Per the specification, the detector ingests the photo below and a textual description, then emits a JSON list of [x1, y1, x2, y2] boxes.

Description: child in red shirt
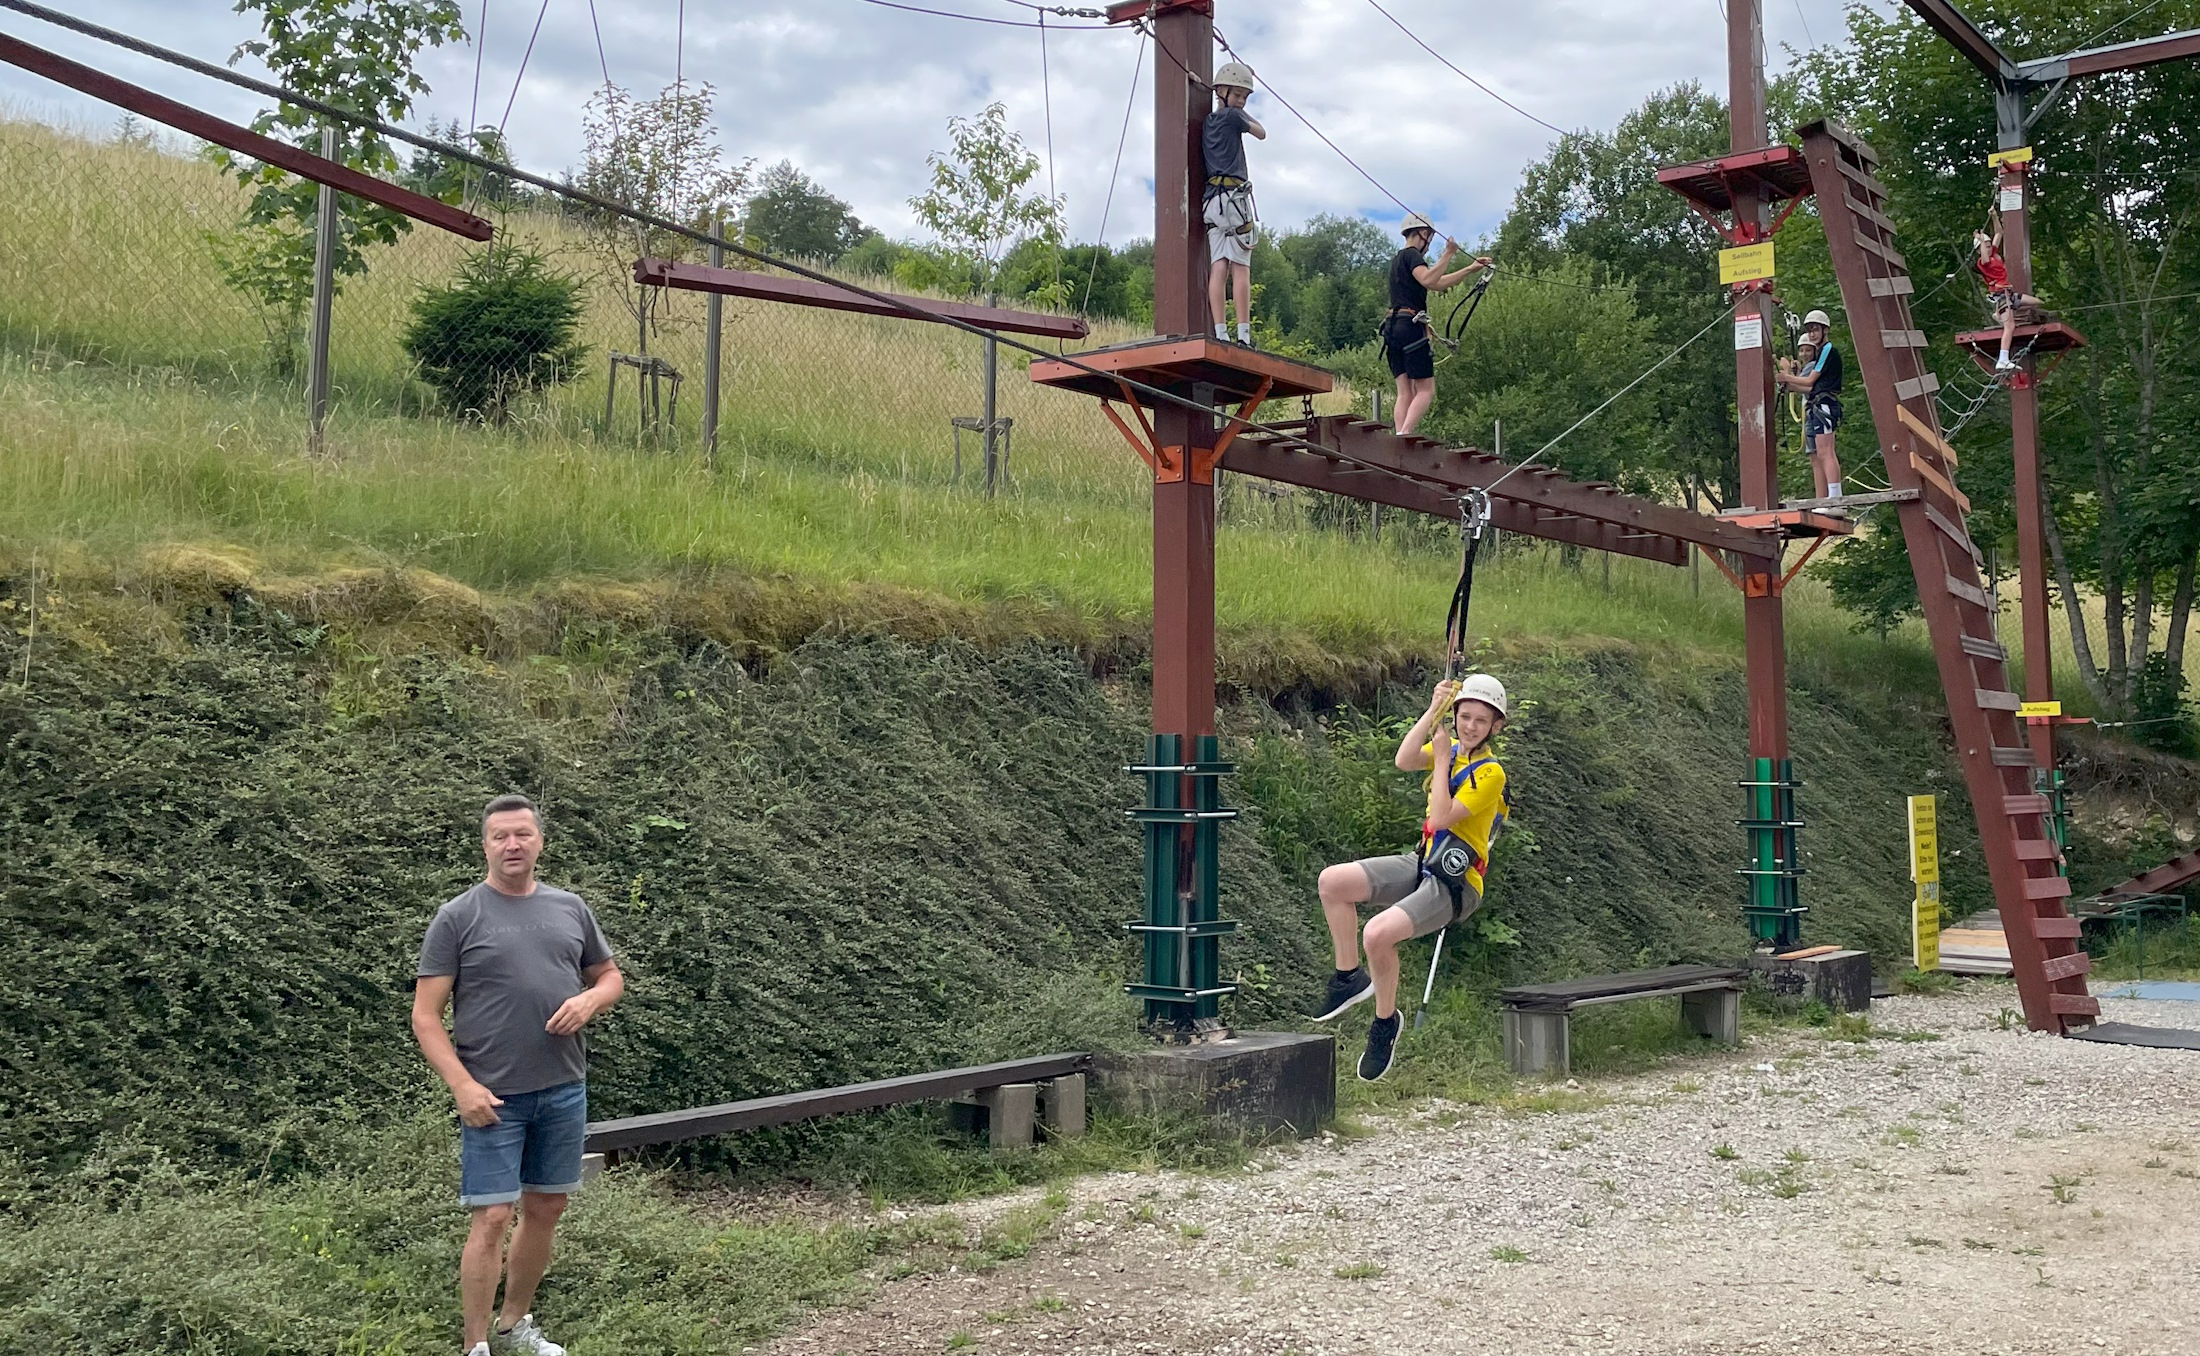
[[1973, 208, 2042, 372]]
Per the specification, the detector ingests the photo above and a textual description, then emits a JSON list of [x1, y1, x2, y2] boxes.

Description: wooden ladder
[[1796, 120, 2096, 1033]]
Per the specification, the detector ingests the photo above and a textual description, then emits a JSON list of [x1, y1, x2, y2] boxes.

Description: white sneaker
[[1995, 354, 2016, 371], [491, 1315, 565, 1356], [466, 1344, 490, 1356]]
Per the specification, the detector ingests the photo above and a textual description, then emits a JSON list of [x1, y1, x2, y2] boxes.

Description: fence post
[[702, 212, 724, 465], [305, 123, 337, 457], [981, 293, 999, 499]]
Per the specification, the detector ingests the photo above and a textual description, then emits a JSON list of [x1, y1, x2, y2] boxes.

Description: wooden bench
[[583, 1052, 1092, 1161], [1499, 964, 1746, 1076]]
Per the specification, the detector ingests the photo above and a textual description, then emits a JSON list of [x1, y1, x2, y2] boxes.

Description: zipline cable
[[858, 0, 1112, 29], [1360, 0, 1567, 136], [1039, 9, 1062, 311], [1082, 26, 1145, 316], [495, 0, 552, 138]]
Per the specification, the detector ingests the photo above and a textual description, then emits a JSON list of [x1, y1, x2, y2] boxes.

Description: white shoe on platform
[[492, 1315, 565, 1356]]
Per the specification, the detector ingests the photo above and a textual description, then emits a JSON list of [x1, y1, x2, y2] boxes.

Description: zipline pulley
[[1443, 487, 1492, 679]]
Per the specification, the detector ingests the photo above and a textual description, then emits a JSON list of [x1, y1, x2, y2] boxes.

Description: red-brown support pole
[[1150, 5, 1216, 744], [1730, 0, 1800, 947], [1998, 160, 2056, 770]]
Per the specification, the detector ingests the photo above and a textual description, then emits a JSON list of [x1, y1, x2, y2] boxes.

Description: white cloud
[[4, 0, 1880, 246]]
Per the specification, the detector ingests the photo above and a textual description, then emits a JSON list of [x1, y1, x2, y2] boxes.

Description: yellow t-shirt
[[1419, 742, 1508, 896]]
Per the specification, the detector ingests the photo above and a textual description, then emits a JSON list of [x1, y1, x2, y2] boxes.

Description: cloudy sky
[[3, 0, 1886, 245]]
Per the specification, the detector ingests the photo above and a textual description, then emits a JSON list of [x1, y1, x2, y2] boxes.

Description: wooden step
[[1923, 504, 1985, 570], [2039, 951, 2092, 983], [2049, 993, 2101, 1018], [1960, 634, 2007, 660], [1991, 746, 2039, 767], [2024, 874, 2073, 902], [1881, 328, 1931, 349], [2005, 793, 2051, 816], [1855, 228, 1907, 269], [1947, 576, 1994, 611], [2034, 916, 2082, 939], [2012, 838, 2059, 860], [1895, 372, 1942, 400], [1974, 688, 2021, 711], [1867, 274, 1915, 298], [1911, 454, 1972, 513]]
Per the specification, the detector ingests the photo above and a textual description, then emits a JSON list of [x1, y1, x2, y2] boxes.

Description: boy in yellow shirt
[[1312, 674, 1509, 1080]]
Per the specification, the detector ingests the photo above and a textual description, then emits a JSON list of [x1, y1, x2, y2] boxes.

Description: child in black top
[[1202, 62, 1266, 345]]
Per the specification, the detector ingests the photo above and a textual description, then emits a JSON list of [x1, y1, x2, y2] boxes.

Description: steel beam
[[0, 31, 491, 241], [1220, 440, 1689, 565], [1301, 417, 1781, 560], [2021, 26, 2200, 80], [1899, 0, 2017, 80], [634, 259, 1089, 339]]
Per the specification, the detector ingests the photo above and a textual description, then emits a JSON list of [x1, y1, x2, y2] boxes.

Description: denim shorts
[[458, 1080, 588, 1207]]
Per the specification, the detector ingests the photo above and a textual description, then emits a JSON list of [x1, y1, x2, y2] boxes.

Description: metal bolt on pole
[[702, 213, 724, 465], [305, 123, 337, 456]]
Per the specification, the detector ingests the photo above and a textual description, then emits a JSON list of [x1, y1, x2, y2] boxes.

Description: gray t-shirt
[[417, 881, 614, 1096]]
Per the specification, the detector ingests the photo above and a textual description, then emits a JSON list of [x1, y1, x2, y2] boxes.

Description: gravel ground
[[757, 987, 2200, 1356]]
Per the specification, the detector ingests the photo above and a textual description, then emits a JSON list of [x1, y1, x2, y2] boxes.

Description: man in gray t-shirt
[[413, 794, 622, 1356]]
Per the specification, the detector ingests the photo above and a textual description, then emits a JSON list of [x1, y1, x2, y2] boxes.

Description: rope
[[1360, 0, 1566, 136], [1039, 10, 1060, 307], [495, 0, 551, 138], [1444, 489, 1492, 675], [463, 0, 488, 206], [1486, 300, 1737, 494], [1082, 27, 1145, 315], [858, 0, 1112, 28]]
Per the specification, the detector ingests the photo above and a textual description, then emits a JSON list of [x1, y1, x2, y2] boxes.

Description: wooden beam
[[1899, 0, 2017, 80], [584, 1053, 1094, 1153], [0, 32, 491, 241], [635, 259, 1089, 340], [2023, 26, 2200, 80]]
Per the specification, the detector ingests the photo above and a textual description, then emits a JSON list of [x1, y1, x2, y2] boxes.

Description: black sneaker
[[1358, 1012, 1401, 1082], [1312, 967, 1373, 1021]]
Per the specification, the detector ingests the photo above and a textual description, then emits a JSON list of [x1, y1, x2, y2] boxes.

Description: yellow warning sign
[[2018, 700, 2062, 719], [1987, 146, 2035, 169], [1719, 241, 1777, 284], [1909, 794, 1941, 971]]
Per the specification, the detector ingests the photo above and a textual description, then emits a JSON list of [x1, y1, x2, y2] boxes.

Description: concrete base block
[[950, 1082, 1038, 1149], [580, 1152, 606, 1185], [1037, 1073, 1086, 1139], [1502, 1009, 1571, 1077], [1096, 1031, 1333, 1137], [1682, 987, 1741, 1044], [1745, 948, 1874, 1013]]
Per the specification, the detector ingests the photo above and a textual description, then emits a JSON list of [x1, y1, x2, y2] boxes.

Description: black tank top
[[1389, 246, 1429, 313]]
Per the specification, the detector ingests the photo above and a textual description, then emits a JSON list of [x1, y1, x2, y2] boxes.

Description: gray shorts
[[1354, 852, 1482, 940], [1204, 187, 1256, 267]]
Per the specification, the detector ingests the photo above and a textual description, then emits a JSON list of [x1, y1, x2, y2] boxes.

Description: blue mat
[[2101, 980, 2200, 1003]]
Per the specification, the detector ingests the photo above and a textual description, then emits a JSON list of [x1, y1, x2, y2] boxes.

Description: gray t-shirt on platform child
[[417, 882, 613, 1096]]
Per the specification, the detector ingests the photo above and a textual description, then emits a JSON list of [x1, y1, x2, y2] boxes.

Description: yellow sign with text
[[1719, 241, 1777, 284], [1987, 146, 2035, 169], [2019, 700, 2063, 719], [1910, 794, 1941, 971]]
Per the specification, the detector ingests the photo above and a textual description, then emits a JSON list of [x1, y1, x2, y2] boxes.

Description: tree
[[572, 81, 753, 351], [401, 119, 525, 208], [1797, 0, 2200, 714], [209, 0, 468, 372], [744, 161, 869, 262], [909, 102, 1065, 303], [401, 238, 586, 422]]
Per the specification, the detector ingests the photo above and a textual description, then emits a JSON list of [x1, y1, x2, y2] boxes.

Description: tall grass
[[0, 112, 1967, 694]]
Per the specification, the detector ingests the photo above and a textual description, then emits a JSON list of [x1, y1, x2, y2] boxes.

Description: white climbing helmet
[[1401, 211, 1435, 237], [1453, 672, 1508, 719], [1803, 308, 1833, 329], [1214, 61, 1256, 92]]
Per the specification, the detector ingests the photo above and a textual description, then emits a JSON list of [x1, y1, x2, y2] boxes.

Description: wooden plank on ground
[[584, 1053, 1095, 1152], [1500, 963, 1744, 1010]]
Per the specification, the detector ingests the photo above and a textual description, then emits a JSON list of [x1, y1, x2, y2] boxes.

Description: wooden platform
[[1714, 507, 1857, 539], [1499, 964, 1747, 1076], [1027, 335, 1334, 407], [1655, 144, 1814, 211], [1953, 319, 2088, 366]]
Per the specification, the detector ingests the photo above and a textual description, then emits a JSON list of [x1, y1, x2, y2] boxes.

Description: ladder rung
[[2024, 874, 2073, 901], [2012, 837, 2058, 860], [2005, 793, 2051, 816], [2040, 951, 2092, 983], [1946, 576, 1994, 611], [1924, 504, 1985, 570], [1975, 688, 2022, 711], [2049, 993, 2101, 1018], [2034, 916, 2082, 939], [1990, 746, 2038, 767], [1896, 372, 1942, 400], [1960, 634, 2007, 660], [1868, 275, 1914, 298]]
